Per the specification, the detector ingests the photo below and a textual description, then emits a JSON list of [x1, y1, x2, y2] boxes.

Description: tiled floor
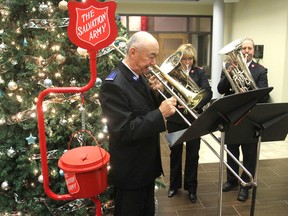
[[156, 132, 288, 216]]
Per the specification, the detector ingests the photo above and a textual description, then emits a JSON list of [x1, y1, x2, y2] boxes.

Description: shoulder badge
[[105, 71, 117, 81]]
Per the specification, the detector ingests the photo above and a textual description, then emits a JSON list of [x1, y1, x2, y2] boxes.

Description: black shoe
[[189, 193, 197, 203], [237, 188, 249, 202], [168, 189, 177, 198], [222, 181, 238, 192]]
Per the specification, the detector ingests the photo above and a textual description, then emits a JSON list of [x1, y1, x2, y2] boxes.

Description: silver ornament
[[0, 42, 7, 51], [7, 80, 18, 91], [70, 79, 77, 86], [60, 117, 67, 126], [95, 77, 102, 87], [38, 174, 44, 183], [44, 78, 52, 87], [7, 147, 16, 158], [103, 125, 108, 133], [39, 2, 49, 13], [1, 181, 9, 190]]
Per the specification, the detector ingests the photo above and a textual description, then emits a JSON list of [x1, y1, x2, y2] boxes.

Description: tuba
[[159, 51, 207, 109], [219, 38, 258, 93]]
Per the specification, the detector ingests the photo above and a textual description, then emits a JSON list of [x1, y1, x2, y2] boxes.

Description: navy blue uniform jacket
[[99, 61, 165, 190]]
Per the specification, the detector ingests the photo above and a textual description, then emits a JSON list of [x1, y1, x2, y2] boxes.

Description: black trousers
[[167, 121, 200, 194], [113, 182, 155, 216], [226, 142, 258, 189]]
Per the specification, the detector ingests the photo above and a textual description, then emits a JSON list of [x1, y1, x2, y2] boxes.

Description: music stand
[[224, 102, 288, 216], [165, 87, 273, 216]]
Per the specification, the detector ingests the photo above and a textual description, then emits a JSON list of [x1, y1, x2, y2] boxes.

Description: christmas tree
[[0, 0, 126, 215]]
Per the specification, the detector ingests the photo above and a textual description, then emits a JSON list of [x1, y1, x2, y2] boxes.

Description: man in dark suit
[[217, 38, 269, 202], [99, 31, 177, 216]]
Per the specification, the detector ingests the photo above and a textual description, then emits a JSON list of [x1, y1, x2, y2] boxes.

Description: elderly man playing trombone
[[99, 31, 177, 216]]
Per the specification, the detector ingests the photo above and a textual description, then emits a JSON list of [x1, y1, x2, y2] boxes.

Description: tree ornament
[[58, 0, 68, 11], [103, 125, 108, 133], [77, 47, 88, 57], [95, 77, 102, 87], [39, 2, 49, 13], [0, 42, 7, 51], [7, 80, 18, 91], [70, 79, 77, 86], [38, 174, 44, 183], [26, 18, 69, 29], [44, 78, 53, 87], [26, 133, 37, 145], [60, 117, 67, 126], [56, 54, 66, 64], [0, 76, 4, 85], [23, 37, 28, 47], [1, 181, 9, 190], [14, 193, 24, 204], [7, 147, 16, 158], [59, 169, 64, 176], [0, 117, 5, 125]]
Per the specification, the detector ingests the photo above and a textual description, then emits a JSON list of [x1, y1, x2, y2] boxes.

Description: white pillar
[[211, 0, 225, 99]]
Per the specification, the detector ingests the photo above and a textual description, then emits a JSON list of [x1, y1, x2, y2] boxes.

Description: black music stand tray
[[165, 87, 273, 216], [166, 87, 273, 146], [224, 102, 288, 216]]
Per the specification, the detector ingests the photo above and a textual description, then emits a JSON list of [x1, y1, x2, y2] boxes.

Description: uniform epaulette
[[105, 71, 117, 81]]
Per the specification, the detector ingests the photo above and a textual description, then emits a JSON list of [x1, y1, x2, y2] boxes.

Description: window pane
[[128, 16, 142, 31], [153, 17, 187, 32], [120, 16, 127, 28], [189, 17, 211, 32], [199, 17, 211, 32]]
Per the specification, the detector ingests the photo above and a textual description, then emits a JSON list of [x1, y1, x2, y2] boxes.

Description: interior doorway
[[155, 33, 188, 65]]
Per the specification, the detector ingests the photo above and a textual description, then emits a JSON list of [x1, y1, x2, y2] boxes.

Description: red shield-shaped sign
[[68, 0, 118, 51], [76, 6, 110, 47]]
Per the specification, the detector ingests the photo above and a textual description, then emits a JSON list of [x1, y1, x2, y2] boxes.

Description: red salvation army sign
[[67, 0, 118, 51]]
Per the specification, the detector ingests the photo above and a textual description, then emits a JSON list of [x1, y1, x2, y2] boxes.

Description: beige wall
[[116, 0, 288, 103], [225, 0, 288, 103]]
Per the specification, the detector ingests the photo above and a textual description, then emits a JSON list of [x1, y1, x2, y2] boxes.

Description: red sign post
[[36, 0, 118, 215]]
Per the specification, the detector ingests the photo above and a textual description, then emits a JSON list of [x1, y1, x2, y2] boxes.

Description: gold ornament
[[77, 47, 88, 57], [56, 54, 66, 64], [58, 0, 68, 11]]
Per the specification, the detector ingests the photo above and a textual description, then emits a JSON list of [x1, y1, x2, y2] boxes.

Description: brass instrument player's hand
[[159, 97, 177, 118], [148, 75, 164, 92], [227, 63, 237, 74]]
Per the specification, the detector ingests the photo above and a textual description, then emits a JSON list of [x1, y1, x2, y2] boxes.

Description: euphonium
[[219, 38, 258, 93], [159, 50, 207, 109]]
